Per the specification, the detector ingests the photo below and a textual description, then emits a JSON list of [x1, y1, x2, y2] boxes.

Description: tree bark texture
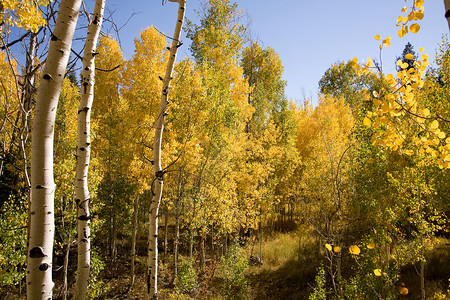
[[445, 0, 450, 32], [74, 0, 105, 298], [146, 1, 186, 299], [130, 195, 140, 291], [27, 0, 82, 299]]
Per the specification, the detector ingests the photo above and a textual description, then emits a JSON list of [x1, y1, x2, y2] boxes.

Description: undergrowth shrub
[[87, 248, 106, 299], [176, 257, 197, 294], [309, 265, 326, 300], [0, 196, 27, 293], [218, 242, 248, 298]]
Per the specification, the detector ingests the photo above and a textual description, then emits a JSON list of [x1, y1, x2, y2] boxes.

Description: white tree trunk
[[129, 195, 140, 291], [445, 0, 450, 32], [27, 0, 82, 299], [74, 0, 105, 299], [146, 1, 186, 299]]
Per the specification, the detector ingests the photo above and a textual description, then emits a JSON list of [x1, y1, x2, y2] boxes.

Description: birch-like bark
[[27, 0, 82, 298], [74, 0, 105, 299], [129, 195, 140, 291], [445, 0, 450, 32], [147, 1, 186, 299], [172, 168, 183, 285], [163, 212, 169, 263]]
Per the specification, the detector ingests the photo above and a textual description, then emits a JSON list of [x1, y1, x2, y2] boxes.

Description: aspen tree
[[27, 0, 81, 298], [147, 0, 185, 299], [445, 0, 450, 32], [74, 0, 105, 298]]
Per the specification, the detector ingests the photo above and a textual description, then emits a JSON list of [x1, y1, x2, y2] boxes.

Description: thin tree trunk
[[211, 222, 214, 252], [173, 168, 183, 285], [163, 212, 169, 263], [130, 195, 140, 291], [224, 233, 228, 255], [74, 1, 105, 298], [25, 32, 37, 266], [189, 228, 194, 259], [173, 208, 180, 284], [146, 1, 186, 299], [420, 235, 425, 300], [112, 210, 117, 262], [62, 241, 70, 300], [200, 230, 205, 273], [445, 0, 450, 32], [27, 1, 81, 298]]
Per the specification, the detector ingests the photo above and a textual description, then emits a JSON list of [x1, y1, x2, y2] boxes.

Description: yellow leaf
[[430, 120, 439, 130], [404, 149, 414, 156], [414, 0, 424, 7], [401, 6, 408, 12], [367, 243, 375, 249], [363, 117, 372, 127], [374, 269, 382, 276], [349, 245, 361, 255], [410, 23, 420, 33], [405, 53, 414, 60], [415, 11, 424, 20], [419, 47, 424, 52], [374, 35, 381, 41], [325, 243, 332, 252], [383, 36, 391, 47], [438, 131, 446, 139], [334, 246, 341, 253]]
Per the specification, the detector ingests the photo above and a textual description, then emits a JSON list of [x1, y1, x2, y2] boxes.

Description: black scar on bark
[[51, 34, 58, 41], [43, 74, 52, 80], [36, 185, 44, 189], [29, 247, 46, 258], [39, 263, 50, 271], [446, 10, 450, 18], [78, 215, 92, 221], [147, 274, 150, 293]]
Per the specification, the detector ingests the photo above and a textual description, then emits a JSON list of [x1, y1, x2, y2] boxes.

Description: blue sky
[[97, 0, 448, 104]]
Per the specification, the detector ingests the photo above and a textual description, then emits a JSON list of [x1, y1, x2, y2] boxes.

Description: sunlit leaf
[[414, 0, 424, 7], [374, 35, 381, 41], [325, 243, 332, 252], [333, 246, 341, 253], [410, 23, 420, 33], [405, 53, 414, 60], [367, 243, 375, 249], [363, 117, 372, 127], [430, 120, 439, 130], [349, 245, 360, 255], [374, 269, 382, 276], [404, 150, 414, 156]]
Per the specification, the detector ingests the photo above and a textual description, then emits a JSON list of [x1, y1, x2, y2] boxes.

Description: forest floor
[[4, 231, 449, 299], [69, 232, 450, 299]]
